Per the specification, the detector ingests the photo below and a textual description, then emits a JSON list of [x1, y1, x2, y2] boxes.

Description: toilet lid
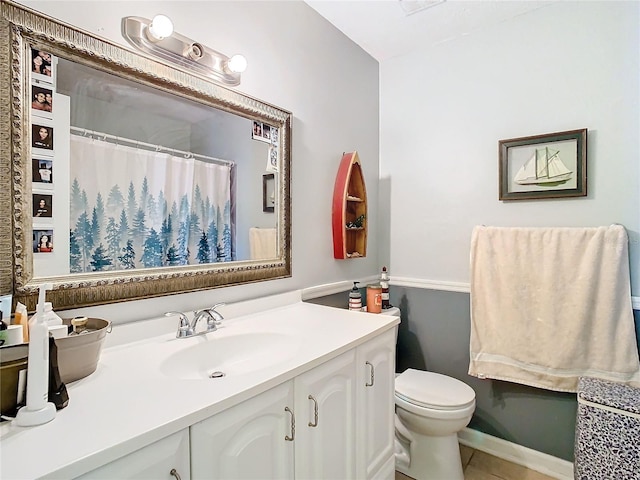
[[395, 369, 475, 410]]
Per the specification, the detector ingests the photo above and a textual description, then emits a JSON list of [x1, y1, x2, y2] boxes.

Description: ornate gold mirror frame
[[0, 1, 292, 311]]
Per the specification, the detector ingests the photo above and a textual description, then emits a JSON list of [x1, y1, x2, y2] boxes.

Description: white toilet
[[387, 307, 476, 480]]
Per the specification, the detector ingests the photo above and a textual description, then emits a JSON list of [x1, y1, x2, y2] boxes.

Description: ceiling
[[305, 0, 556, 62]]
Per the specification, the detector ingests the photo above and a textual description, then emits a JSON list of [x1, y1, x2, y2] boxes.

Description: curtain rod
[[70, 126, 234, 167]]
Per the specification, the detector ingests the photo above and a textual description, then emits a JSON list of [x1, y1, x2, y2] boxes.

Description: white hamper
[[574, 377, 640, 480]]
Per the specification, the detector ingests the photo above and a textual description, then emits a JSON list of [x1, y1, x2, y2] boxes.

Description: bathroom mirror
[[0, 1, 292, 311]]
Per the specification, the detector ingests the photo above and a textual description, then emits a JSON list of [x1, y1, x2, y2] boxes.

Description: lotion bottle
[[13, 283, 57, 427], [349, 282, 362, 311], [14, 302, 29, 342]]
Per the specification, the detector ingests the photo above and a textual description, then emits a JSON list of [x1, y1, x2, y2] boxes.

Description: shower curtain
[[69, 135, 233, 273]]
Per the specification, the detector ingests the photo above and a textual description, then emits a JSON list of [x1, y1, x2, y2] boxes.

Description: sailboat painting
[[513, 147, 573, 187], [499, 128, 587, 201]]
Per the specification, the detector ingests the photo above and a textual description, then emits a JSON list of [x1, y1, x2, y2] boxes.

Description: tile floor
[[395, 444, 557, 480]]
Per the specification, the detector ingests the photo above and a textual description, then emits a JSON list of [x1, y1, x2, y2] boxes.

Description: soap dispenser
[[43, 302, 63, 326], [13, 283, 57, 427], [349, 282, 362, 311]]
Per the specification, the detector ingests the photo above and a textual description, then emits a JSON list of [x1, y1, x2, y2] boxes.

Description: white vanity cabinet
[[190, 329, 396, 480], [75, 429, 190, 480], [356, 328, 397, 480], [190, 381, 295, 479], [0, 297, 400, 480]]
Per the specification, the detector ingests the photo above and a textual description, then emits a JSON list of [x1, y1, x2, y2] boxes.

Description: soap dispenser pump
[[349, 282, 362, 311], [13, 283, 57, 427]]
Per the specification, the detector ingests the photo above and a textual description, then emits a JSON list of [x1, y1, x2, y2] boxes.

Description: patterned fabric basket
[[574, 377, 640, 480]]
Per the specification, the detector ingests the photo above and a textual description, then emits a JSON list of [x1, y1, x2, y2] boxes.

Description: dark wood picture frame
[[499, 128, 587, 201], [262, 173, 275, 213]]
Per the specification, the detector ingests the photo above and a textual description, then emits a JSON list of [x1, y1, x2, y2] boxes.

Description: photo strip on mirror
[[33, 228, 54, 254], [266, 145, 279, 173], [31, 83, 53, 120], [30, 47, 56, 85], [32, 157, 54, 188], [31, 122, 54, 155], [252, 121, 279, 146], [32, 191, 53, 220]]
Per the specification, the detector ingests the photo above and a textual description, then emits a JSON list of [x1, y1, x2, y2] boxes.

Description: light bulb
[[147, 14, 173, 41], [227, 54, 247, 74]]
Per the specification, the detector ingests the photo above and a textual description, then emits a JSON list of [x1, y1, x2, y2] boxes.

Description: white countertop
[[0, 291, 399, 479]]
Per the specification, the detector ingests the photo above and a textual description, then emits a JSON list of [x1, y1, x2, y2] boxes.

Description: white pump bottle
[[13, 283, 57, 427]]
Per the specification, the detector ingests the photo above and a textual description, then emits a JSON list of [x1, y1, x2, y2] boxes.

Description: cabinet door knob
[[169, 468, 182, 480], [365, 361, 375, 387], [308, 395, 319, 427], [285, 406, 295, 441]]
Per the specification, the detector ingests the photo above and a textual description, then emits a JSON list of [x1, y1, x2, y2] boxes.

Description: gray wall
[[390, 287, 579, 462]]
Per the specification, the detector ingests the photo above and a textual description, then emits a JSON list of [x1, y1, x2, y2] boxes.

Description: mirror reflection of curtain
[[69, 135, 233, 272]]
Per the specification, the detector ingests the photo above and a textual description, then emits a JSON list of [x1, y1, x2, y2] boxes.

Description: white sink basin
[[159, 332, 298, 380]]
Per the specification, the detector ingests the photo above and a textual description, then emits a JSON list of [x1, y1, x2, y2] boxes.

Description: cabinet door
[[356, 328, 397, 479], [75, 430, 190, 480], [294, 349, 357, 480], [190, 381, 294, 480]]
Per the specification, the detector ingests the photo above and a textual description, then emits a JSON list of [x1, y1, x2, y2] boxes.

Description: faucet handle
[[165, 311, 194, 338], [191, 309, 218, 333], [208, 303, 226, 325]]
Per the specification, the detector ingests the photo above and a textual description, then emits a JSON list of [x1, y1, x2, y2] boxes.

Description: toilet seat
[[395, 369, 475, 411]]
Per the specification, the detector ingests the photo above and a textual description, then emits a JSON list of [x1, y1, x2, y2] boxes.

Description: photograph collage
[[252, 120, 280, 173], [30, 47, 56, 255]]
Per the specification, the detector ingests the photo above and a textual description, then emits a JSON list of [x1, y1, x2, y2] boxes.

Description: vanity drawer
[[75, 430, 190, 480]]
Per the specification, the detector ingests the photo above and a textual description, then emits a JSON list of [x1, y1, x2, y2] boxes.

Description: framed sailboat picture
[[499, 129, 587, 200]]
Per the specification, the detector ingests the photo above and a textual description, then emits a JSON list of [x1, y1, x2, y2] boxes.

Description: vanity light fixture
[[121, 15, 247, 86], [146, 14, 173, 41]]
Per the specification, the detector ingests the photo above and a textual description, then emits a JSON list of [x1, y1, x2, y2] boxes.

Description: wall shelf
[[332, 151, 367, 259]]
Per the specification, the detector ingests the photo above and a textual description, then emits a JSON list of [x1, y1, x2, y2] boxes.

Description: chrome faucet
[[165, 303, 225, 339]]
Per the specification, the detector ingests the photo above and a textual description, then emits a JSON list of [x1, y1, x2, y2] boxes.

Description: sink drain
[[209, 371, 226, 379]]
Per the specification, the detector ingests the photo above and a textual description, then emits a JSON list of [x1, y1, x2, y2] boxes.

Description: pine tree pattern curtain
[[69, 135, 233, 273]]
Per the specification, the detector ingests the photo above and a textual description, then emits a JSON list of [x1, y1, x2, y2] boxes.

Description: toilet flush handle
[[365, 361, 374, 387]]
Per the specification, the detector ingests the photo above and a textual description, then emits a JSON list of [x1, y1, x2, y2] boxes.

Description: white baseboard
[[391, 276, 471, 293], [301, 276, 378, 300], [458, 428, 574, 480]]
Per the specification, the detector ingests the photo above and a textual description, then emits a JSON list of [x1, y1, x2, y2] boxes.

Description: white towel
[[249, 227, 277, 260], [469, 225, 640, 392]]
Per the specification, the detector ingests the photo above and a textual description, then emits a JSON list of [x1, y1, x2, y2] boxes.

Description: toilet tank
[[382, 306, 401, 317]]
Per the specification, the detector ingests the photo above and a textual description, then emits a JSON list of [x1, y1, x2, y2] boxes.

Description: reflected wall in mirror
[[263, 174, 275, 213], [0, 1, 292, 311]]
